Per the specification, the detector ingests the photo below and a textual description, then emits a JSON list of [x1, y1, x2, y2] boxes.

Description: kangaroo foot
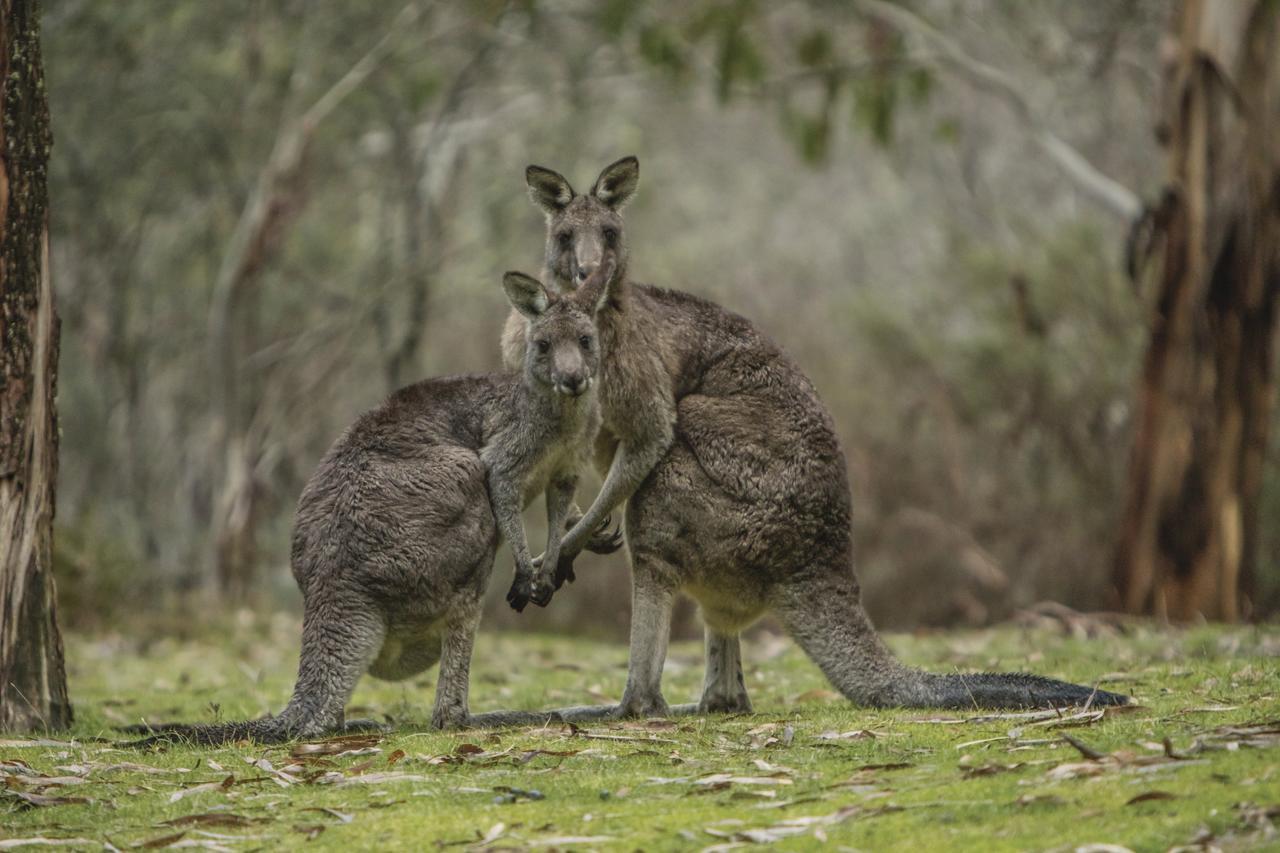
[[614, 692, 671, 719], [697, 692, 753, 714], [431, 707, 470, 731]]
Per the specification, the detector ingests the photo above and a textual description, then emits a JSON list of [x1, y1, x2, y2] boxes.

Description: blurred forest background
[[40, 0, 1280, 640]]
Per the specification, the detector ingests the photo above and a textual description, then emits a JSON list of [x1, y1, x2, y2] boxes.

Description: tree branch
[[850, 0, 1142, 221]]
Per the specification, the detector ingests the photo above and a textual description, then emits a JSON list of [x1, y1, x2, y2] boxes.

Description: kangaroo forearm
[[488, 473, 532, 567], [562, 439, 666, 553], [541, 480, 575, 569], [546, 479, 575, 534]]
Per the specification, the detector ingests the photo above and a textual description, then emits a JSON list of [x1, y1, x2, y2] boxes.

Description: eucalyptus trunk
[[1113, 0, 1280, 621], [0, 0, 72, 731]]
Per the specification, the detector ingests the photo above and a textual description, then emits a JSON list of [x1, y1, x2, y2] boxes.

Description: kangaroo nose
[[558, 375, 588, 396], [575, 265, 593, 283]]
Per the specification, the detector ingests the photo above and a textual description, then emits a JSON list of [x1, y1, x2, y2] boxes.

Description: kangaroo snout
[[556, 374, 590, 397]]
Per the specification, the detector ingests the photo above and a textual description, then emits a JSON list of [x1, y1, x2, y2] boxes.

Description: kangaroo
[[501, 157, 1128, 716], [128, 268, 614, 746]]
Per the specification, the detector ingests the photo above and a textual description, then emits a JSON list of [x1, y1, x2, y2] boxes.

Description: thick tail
[[775, 571, 1129, 710], [911, 671, 1127, 709], [121, 716, 298, 748]]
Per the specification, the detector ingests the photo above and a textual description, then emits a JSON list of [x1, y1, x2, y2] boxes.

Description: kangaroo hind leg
[[698, 628, 752, 714], [280, 592, 387, 738]]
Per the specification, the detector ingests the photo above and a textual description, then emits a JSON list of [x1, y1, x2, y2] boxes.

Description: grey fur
[[501, 158, 1128, 717], [128, 269, 612, 746]]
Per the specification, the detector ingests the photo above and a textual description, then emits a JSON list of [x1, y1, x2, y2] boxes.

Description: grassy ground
[[2, 615, 1279, 851]]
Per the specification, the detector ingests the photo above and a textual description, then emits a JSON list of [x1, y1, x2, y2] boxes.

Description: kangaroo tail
[[775, 569, 1128, 710], [120, 715, 298, 748], [909, 671, 1127, 709]]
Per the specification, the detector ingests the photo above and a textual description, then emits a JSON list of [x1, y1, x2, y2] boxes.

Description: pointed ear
[[503, 271, 550, 319], [526, 165, 575, 214], [590, 156, 639, 209]]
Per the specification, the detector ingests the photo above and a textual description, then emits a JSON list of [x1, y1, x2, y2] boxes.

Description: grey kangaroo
[[502, 157, 1128, 715], [129, 268, 615, 745]]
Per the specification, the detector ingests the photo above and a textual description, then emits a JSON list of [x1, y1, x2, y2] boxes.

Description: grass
[[2, 615, 1279, 851]]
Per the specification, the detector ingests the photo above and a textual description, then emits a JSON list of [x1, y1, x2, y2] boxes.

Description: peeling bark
[[1113, 0, 1280, 622], [0, 0, 72, 731]]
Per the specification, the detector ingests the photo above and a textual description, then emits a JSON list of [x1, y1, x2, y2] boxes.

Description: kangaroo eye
[[535, 339, 550, 354], [556, 232, 572, 249], [579, 334, 593, 350], [602, 227, 619, 247]]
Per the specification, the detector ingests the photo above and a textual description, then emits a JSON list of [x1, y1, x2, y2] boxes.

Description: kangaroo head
[[525, 156, 638, 295], [502, 260, 613, 398]]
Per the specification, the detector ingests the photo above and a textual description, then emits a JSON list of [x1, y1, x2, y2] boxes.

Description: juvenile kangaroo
[[502, 157, 1128, 715], [129, 268, 613, 745]]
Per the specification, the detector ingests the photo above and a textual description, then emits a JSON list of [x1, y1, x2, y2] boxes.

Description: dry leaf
[[6, 791, 93, 808], [138, 831, 187, 848], [695, 773, 793, 787], [160, 814, 257, 829], [168, 775, 234, 803], [0, 839, 96, 849]]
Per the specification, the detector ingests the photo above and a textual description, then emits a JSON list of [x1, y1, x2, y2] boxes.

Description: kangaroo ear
[[503, 271, 550, 319], [590, 156, 639, 210], [526, 165, 575, 214]]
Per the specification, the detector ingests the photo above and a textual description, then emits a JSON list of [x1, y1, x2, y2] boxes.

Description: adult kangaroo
[[128, 268, 613, 746], [502, 156, 1127, 715]]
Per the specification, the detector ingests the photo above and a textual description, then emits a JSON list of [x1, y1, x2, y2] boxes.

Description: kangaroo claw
[[584, 515, 625, 554]]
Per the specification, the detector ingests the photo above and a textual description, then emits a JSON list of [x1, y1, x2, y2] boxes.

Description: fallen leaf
[[1045, 761, 1107, 781], [290, 734, 382, 758], [528, 838, 614, 847], [138, 831, 187, 848], [1015, 794, 1065, 807], [328, 772, 429, 787], [817, 730, 879, 741], [1126, 791, 1177, 805], [695, 774, 793, 787], [160, 814, 257, 829], [168, 775, 234, 803], [5, 791, 92, 808], [0, 839, 96, 849]]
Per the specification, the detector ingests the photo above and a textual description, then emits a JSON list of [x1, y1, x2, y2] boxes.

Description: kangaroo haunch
[[127, 269, 615, 746], [502, 157, 1128, 715]]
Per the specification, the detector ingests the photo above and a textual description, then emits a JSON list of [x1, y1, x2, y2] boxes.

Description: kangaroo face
[[525, 157, 639, 295], [503, 270, 607, 397]]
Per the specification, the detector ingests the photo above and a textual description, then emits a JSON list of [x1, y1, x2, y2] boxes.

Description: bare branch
[[850, 0, 1142, 221]]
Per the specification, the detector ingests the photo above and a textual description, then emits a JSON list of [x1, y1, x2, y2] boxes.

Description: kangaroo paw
[[552, 553, 577, 589], [584, 515, 625, 554], [530, 575, 556, 608], [507, 572, 534, 612]]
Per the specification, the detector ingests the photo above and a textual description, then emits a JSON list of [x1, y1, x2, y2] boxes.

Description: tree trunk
[[0, 0, 72, 731], [1113, 0, 1280, 622]]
